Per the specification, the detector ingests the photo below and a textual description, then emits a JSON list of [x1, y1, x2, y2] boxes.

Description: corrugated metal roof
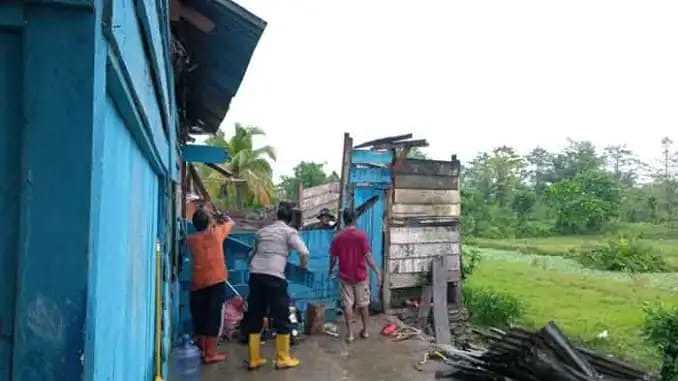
[[174, 0, 266, 134]]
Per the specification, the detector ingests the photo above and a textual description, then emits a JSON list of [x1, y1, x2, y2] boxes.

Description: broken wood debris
[[434, 321, 653, 381]]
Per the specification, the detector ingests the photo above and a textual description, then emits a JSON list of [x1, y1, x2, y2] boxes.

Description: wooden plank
[[394, 189, 460, 205], [389, 242, 460, 259], [432, 256, 451, 345], [354, 133, 412, 149], [301, 192, 340, 210], [382, 188, 393, 311], [393, 159, 460, 177], [417, 284, 433, 329], [390, 226, 459, 244], [373, 139, 429, 151], [394, 174, 458, 190], [388, 255, 459, 273], [338, 133, 353, 228], [389, 270, 461, 289], [302, 182, 340, 199], [392, 204, 460, 218], [389, 216, 459, 227]]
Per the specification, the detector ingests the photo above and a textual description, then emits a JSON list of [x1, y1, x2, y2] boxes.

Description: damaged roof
[[173, 0, 266, 134]]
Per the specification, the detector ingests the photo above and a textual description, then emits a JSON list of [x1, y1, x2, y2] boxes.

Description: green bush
[[643, 303, 678, 380], [463, 286, 524, 328], [515, 220, 555, 238], [577, 236, 668, 273], [462, 246, 482, 278]]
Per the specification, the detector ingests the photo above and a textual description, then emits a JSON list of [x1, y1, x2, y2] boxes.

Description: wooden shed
[[335, 133, 463, 312], [384, 158, 462, 310]]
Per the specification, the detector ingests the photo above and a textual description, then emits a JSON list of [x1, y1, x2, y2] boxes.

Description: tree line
[[462, 138, 678, 238]]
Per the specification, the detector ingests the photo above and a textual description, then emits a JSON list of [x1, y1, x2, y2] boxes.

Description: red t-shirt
[[330, 227, 371, 284]]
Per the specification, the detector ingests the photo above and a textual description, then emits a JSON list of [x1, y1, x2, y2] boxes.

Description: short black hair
[[192, 209, 210, 232], [277, 202, 293, 223], [342, 208, 356, 226]]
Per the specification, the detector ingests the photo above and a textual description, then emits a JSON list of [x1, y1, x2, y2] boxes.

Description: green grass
[[473, 230, 678, 270], [467, 248, 678, 370]]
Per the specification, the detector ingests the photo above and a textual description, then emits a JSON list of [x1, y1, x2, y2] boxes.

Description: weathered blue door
[[354, 187, 386, 310]]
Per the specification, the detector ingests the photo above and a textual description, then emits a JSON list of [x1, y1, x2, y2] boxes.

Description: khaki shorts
[[339, 280, 370, 308]]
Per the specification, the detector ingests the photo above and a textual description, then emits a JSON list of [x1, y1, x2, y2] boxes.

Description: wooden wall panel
[[392, 204, 460, 218], [393, 174, 458, 190], [389, 242, 460, 259], [394, 189, 460, 204], [390, 226, 459, 244]]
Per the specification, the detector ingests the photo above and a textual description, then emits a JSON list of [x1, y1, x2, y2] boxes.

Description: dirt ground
[[202, 315, 446, 381]]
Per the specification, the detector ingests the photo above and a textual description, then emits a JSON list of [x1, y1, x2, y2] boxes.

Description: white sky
[[219, 0, 678, 180]]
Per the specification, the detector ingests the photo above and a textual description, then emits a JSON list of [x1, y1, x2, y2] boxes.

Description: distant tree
[[464, 147, 525, 207], [604, 145, 643, 186], [546, 170, 621, 233], [526, 147, 554, 195], [511, 189, 536, 221], [654, 137, 678, 228], [549, 139, 605, 182], [279, 161, 330, 201]]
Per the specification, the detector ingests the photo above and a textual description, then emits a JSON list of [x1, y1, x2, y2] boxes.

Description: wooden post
[[382, 187, 393, 311], [453, 154, 463, 307], [337, 132, 353, 228]]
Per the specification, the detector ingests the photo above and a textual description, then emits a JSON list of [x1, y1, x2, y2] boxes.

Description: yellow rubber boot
[[247, 334, 267, 370], [274, 334, 300, 369]]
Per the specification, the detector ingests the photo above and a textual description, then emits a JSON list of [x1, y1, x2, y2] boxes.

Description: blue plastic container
[[169, 335, 201, 381]]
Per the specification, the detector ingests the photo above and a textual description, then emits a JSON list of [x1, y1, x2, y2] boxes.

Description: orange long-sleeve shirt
[[187, 221, 234, 291]]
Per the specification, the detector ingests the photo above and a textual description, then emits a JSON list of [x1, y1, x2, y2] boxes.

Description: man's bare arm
[[364, 252, 382, 284]]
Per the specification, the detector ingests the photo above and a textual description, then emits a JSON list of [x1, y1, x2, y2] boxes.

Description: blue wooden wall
[[0, 1, 176, 380]]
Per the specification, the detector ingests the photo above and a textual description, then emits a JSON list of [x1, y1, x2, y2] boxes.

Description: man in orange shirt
[[187, 208, 234, 364]]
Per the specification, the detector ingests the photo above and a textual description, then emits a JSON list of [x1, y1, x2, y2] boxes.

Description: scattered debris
[[433, 321, 653, 381], [323, 322, 339, 338], [381, 323, 398, 336], [304, 303, 325, 335]]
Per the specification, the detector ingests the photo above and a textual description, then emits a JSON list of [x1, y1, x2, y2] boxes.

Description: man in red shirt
[[187, 209, 234, 364], [330, 209, 381, 342]]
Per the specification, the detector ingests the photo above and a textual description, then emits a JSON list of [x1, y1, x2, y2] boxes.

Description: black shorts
[[191, 282, 225, 336]]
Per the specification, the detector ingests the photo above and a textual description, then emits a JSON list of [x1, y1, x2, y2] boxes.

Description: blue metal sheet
[[350, 167, 391, 184], [182, 144, 230, 163], [352, 149, 393, 166]]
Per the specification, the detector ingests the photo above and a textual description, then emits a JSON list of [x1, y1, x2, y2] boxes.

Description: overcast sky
[[219, 0, 678, 179]]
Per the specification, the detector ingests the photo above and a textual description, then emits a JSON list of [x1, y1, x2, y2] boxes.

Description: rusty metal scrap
[[435, 322, 653, 381]]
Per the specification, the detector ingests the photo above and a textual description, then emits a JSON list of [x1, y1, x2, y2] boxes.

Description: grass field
[[466, 247, 678, 370], [473, 228, 678, 270]]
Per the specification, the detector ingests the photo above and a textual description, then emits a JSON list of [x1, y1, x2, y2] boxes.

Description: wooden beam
[[188, 164, 211, 202], [337, 133, 353, 228], [417, 284, 433, 329], [394, 189, 460, 205], [373, 139, 429, 150], [205, 163, 233, 177], [394, 174, 458, 190], [388, 255, 459, 273], [354, 133, 413, 149], [382, 187, 393, 311], [432, 256, 451, 345], [301, 192, 340, 210]]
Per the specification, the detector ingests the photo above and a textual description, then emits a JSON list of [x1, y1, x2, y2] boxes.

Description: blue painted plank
[[350, 167, 392, 184], [354, 187, 385, 308], [106, 0, 170, 173], [352, 149, 393, 166], [182, 144, 230, 164]]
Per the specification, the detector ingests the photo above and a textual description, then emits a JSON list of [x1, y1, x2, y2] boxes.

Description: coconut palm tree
[[203, 124, 276, 208]]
